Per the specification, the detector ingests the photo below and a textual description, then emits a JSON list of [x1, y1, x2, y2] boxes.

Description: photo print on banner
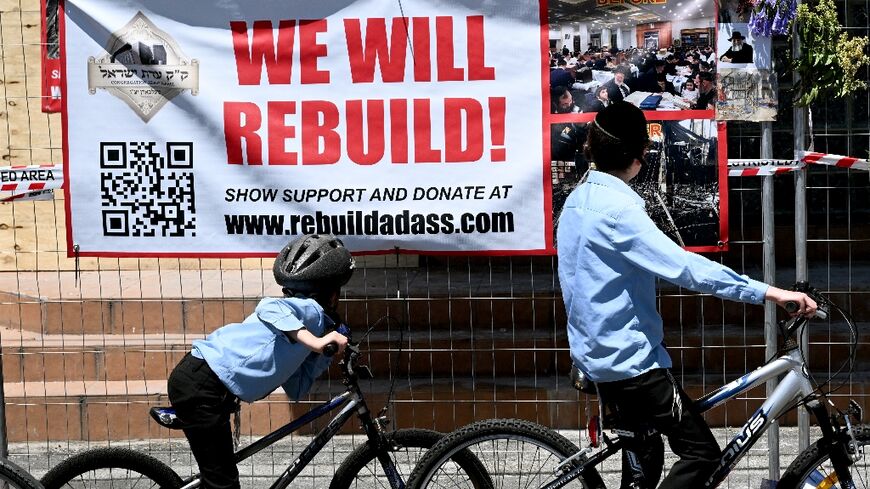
[[716, 1, 778, 121], [61, 0, 550, 256], [548, 0, 717, 114], [551, 119, 726, 252], [41, 0, 61, 112], [548, 0, 728, 252]]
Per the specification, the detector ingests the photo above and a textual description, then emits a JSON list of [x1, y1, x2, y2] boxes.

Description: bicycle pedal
[[149, 406, 187, 430]]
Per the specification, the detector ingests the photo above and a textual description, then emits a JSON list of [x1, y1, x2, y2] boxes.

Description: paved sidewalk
[[6, 426, 819, 488]]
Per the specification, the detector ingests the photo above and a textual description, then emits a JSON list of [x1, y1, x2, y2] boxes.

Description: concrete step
[[5, 374, 869, 442], [7, 271, 868, 337], [2, 322, 863, 383], [1, 376, 584, 442], [0, 294, 568, 336], [0, 331, 571, 384]]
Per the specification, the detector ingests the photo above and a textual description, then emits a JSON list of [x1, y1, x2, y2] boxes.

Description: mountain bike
[[40, 341, 486, 489], [0, 456, 44, 489], [407, 282, 869, 488]]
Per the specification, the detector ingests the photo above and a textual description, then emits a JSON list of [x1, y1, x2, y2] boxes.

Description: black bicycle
[[407, 282, 870, 488], [0, 456, 44, 489], [40, 343, 486, 489]]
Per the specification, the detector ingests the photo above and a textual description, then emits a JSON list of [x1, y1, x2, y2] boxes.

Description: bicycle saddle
[[149, 406, 188, 429]]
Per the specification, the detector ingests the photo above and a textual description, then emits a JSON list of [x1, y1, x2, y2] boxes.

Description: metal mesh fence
[[0, 0, 868, 486]]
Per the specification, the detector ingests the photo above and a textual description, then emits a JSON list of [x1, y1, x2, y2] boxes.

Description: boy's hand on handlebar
[[317, 331, 349, 355], [766, 286, 818, 317]]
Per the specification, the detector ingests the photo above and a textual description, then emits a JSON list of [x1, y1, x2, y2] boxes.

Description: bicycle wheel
[[778, 424, 870, 488], [41, 447, 183, 489], [331, 428, 488, 489], [407, 418, 604, 489], [0, 457, 43, 489]]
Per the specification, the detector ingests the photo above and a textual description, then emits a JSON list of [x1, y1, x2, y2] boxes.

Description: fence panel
[[0, 0, 868, 487]]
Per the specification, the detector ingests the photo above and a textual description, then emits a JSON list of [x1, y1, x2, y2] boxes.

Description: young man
[[168, 234, 355, 489], [584, 85, 610, 113], [556, 102, 817, 488], [694, 71, 717, 110], [602, 67, 632, 102]]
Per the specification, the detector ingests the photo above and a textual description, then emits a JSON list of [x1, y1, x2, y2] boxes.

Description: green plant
[[791, 0, 870, 107]]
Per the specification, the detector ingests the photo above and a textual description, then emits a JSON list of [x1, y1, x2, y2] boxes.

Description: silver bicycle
[[407, 282, 868, 488]]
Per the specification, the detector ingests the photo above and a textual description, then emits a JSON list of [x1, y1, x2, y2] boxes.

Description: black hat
[[728, 31, 746, 41], [594, 102, 649, 148]]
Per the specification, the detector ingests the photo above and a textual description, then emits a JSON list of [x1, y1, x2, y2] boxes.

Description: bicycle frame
[[696, 347, 815, 486], [547, 347, 823, 489], [178, 356, 405, 489]]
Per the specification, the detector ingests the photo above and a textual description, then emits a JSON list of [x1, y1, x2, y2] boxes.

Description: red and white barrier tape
[[799, 152, 870, 171], [727, 159, 803, 177], [0, 164, 63, 192], [729, 153, 870, 176], [0, 189, 55, 202]]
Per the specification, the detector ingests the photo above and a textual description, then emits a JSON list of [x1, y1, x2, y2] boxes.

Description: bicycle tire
[[0, 456, 43, 489], [40, 447, 183, 489], [330, 428, 489, 489], [778, 424, 870, 488], [407, 418, 604, 489]]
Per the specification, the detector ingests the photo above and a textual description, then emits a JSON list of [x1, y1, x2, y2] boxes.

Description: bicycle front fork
[[807, 399, 859, 488]]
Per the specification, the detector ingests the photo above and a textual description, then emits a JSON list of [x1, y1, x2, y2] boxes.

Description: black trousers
[[167, 353, 240, 489], [596, 368, 721, 489]]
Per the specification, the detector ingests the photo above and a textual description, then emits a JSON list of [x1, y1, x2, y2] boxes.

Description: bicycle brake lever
[[848, 399, 864, 424]]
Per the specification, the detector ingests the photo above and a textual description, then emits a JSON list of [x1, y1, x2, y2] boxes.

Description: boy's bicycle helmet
[[273, 234, 355, 294]]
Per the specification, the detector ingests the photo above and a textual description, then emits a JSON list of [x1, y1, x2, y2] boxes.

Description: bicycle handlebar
[[322, 323, 353, 357], [784, 300, 829, 320], [322, 342, 340, 357]]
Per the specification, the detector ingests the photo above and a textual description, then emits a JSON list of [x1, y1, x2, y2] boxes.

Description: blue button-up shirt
[[191, 297, 334, 402], [557, 171, 768, 383]]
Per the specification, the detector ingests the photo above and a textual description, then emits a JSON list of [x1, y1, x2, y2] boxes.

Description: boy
[[167, 234, 355, 489], [556, 103, 817, 488]]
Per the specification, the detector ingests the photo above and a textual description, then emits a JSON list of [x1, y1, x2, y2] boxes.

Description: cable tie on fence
[[73, 244, 80, 287]]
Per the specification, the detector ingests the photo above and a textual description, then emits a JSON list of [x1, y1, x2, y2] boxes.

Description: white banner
[[63, 0, 548, 256]]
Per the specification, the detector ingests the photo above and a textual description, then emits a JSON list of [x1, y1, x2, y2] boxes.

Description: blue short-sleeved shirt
[[191, 297, 334, 402], [557, 171, 769, 383]]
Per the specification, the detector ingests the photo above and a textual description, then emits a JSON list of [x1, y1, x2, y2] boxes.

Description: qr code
[[100, 141, 196, 237]]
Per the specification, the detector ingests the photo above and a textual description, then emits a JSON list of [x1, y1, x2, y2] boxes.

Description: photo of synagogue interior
[[548, 0, 716, 112]]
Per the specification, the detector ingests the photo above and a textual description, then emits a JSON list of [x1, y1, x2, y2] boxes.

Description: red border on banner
[[60, 0, 75, 258], [60, 1, 557, 258], [540, 0, 554, 254]]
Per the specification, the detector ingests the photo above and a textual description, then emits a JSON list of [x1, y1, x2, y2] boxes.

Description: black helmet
[[273, 234, 355, 294]]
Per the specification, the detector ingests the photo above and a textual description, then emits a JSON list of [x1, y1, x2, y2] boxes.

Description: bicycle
[[0, 456, 44, 489], [40, 342, 486, 489], [407, 282, 869, 488]]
